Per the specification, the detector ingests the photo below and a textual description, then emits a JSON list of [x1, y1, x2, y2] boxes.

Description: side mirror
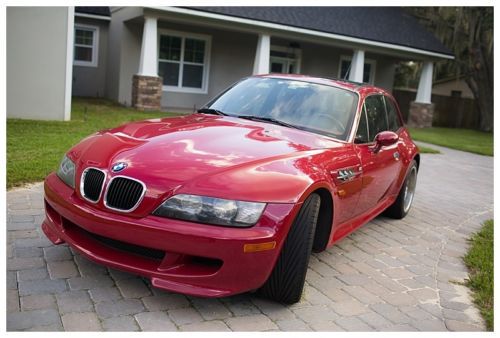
[[371, 131, 399, 153]]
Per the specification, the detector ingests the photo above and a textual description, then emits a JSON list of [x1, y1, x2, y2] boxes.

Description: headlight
[[153, 194, 266, 227], [56, 155, 75, 188]]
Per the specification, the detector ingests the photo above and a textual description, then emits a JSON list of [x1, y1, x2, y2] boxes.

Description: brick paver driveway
[[7, 142, 493, 331]]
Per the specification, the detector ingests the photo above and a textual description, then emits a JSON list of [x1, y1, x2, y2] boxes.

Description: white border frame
[[73, 24, 99, 67], [338, 55, 377, 84], [157, 28, 211, 94]]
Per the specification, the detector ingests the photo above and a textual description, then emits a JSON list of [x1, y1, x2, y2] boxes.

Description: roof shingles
[[187, 7, 452, 56], [75, 6, 111, 17]]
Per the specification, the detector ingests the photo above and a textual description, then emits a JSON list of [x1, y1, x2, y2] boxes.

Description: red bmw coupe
[[42, 74, 419, 303]]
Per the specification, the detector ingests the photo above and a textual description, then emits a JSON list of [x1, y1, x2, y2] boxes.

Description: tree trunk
[[467, 41, 493, 132]]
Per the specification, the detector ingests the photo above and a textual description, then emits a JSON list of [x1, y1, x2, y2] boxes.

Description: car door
[[352, 94, 403, 216]]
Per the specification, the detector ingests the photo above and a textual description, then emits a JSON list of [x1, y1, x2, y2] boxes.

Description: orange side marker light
[[244, 241, 277, 253]]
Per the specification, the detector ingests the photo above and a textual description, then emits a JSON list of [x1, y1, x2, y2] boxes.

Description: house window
[[158, 31, 211, 93], [269, 46, 301, 74], [338, 56, 376, 84], [74, 25, 99, 67]]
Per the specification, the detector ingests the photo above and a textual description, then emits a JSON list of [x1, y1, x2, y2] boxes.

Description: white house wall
[[371, 54, 397, 92], [7, 7, 73, 120], [300, 42, 340, 79]]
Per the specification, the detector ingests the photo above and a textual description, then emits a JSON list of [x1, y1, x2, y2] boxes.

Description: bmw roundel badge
[[111, 162, 127, 172]]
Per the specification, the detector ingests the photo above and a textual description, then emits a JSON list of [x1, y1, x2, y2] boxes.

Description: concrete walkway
[[7, 143, 493, 331]]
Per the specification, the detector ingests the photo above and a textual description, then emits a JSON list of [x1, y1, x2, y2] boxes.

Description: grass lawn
[[418, 146, 441, 154], [409, 127, 493, 156], [464, 219, 494, 330], [7, 98, 177, 189]]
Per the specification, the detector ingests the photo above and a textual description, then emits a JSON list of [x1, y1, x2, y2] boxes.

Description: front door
[[269, 47, 300, 74], [270, 57, 297, 74], [353, 95, 403, 216]]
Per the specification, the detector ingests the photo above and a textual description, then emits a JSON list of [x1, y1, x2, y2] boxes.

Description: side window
[[74, 25, 99, 67], [355, 105, 370, 143], [384, 96, 402, 132], [364, 95, 388, 141]]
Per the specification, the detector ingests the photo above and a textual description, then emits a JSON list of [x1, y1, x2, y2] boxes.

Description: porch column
[[253, 34, 270, 75], [408, 61, 435, 128], [138, 16, 158, 76], [348, 49, 365, 82], [132, 16, 162, 110], [415, 61, 433, 104]]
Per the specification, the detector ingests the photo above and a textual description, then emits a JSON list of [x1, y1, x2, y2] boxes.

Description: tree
[[409, 7, 493, 132], [394, 61, 420, 89]]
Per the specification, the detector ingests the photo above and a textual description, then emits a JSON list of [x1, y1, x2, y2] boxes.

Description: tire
[[258, 193, 321, 304], [385, 160, 418, 219]]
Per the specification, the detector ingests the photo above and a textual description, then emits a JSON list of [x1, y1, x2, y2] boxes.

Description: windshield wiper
[[236, 115, 302, 130], [197, 108, 227, 116]]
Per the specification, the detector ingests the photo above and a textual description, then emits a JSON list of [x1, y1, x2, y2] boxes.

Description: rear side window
[[384, 96, 402, 132], [364, 95, 388, 141]]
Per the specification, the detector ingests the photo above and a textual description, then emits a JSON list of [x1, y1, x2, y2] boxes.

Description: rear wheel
[[258, 193, 320, 304], [385, 160, 418, 219]]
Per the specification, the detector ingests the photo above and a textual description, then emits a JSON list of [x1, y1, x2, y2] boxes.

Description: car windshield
[[205, 77, 359, 141]]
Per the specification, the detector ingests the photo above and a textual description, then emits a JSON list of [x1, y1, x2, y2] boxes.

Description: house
[[72, 7, 111, 98], [393, 75, 478, 129], [432, 76, 474, 99], [7, 6, 453, 124]]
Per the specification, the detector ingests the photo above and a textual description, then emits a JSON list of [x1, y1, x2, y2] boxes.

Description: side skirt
[[327, 195, 397, 247]]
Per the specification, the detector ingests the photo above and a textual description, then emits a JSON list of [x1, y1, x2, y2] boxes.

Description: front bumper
[[42, 173, 298, 297]]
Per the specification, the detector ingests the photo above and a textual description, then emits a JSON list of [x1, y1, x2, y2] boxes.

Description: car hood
[[70, 114, 344, 204]]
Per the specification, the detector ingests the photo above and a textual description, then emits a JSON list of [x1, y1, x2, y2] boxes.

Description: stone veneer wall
[[132, 75, 162, 110], [407, 101, 435, 128]]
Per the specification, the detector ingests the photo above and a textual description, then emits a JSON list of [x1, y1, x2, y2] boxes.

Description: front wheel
[[258, 193, 320, 304], [385, 160, 418, 219]]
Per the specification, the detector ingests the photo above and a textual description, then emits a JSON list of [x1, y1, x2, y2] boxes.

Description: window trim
[[157, 29, 211, 94], [338, 55, 376, 84], [73, 24, 99, 67], [269, 45, 302, 74]]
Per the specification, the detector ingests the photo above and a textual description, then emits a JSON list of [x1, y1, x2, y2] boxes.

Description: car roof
[[256, 73, 388, 95]]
